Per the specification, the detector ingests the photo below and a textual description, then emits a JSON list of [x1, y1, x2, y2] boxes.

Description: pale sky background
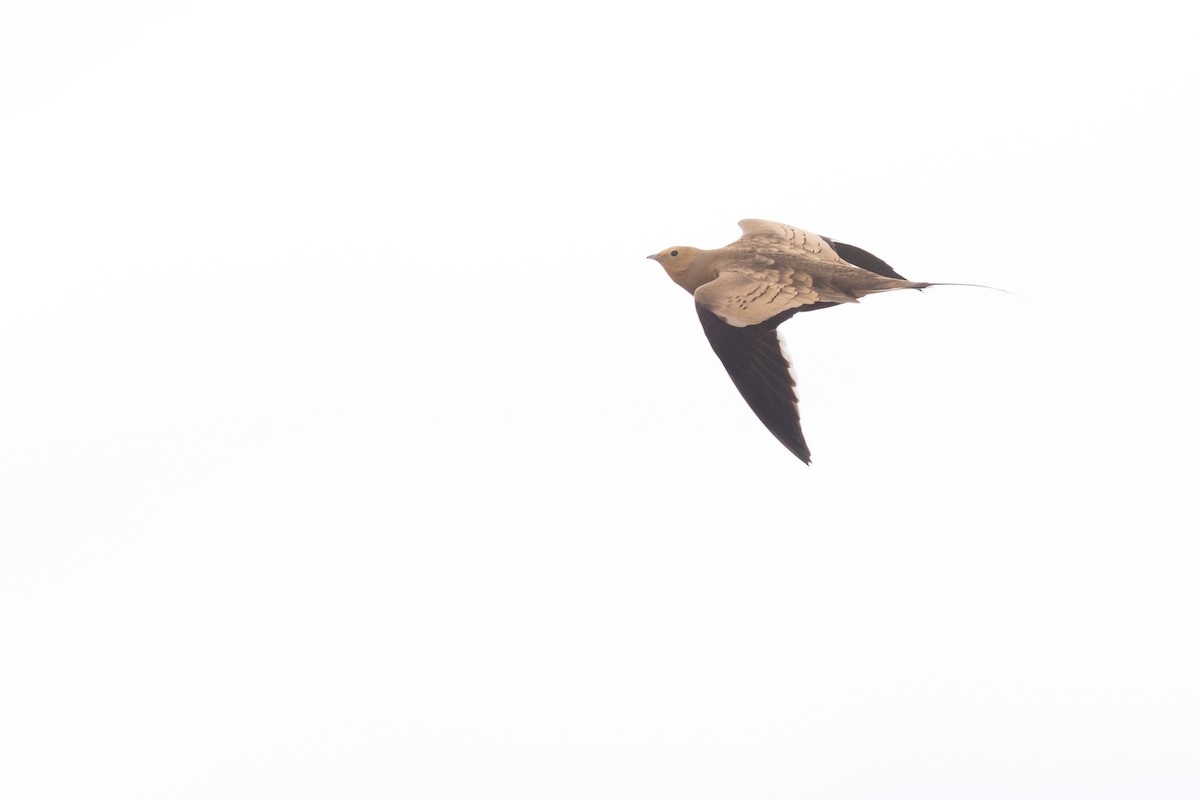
[[2, 1, 1198, 798]]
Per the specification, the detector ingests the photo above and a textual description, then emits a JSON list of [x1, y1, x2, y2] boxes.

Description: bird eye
[[670, 250, 679, 257]]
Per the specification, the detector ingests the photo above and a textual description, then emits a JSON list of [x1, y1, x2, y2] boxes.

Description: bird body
[[652, 219, 931, 325], [648, 219, 955, 464]]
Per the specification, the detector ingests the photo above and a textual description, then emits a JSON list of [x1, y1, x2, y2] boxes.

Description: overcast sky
[[3, 2, 1198, 798]]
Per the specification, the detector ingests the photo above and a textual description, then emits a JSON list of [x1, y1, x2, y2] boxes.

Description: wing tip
[[782, 437, 813, 465]]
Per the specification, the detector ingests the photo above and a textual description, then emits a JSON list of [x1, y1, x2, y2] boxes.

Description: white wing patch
[[776, 329, 800, 404], [693, 267, 821, 327]]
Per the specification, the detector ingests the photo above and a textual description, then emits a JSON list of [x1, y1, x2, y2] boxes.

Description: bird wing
[[818, 236, 909, 280], [733, 219, 845, 264], [693, 266, 824, 327], [695, 302, 811, 464], [734, 219, 911, 281]]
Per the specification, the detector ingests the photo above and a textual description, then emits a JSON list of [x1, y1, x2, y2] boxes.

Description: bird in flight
[[648, 219, 973, 464]]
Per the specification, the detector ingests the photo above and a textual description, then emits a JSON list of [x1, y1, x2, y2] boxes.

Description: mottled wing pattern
[[733, 219, 844, 264], [695, 302, 811, 464], [693, 266, 821, 327]]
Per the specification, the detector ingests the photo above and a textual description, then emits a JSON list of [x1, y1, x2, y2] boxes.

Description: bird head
[[647, 246, 703, 276]]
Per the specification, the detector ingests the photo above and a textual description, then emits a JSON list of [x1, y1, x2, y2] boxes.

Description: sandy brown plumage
[[648, 219, 953, 464]]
